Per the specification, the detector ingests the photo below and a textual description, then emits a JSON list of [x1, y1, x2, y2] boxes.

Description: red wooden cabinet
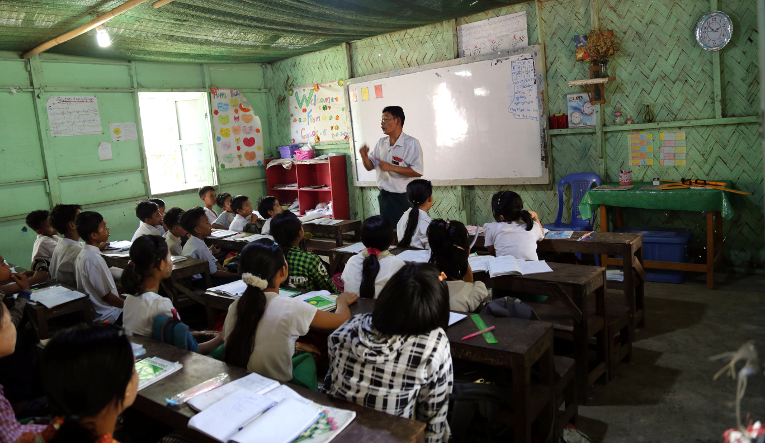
[[265, 156, 350, 219]]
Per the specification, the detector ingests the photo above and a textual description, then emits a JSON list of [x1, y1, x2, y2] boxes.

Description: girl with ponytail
[[397, 179, 433, 248], [342, 216, 405, 299], [427, 219, 490, 312], [483, 191, 545, 260], [223, 239, 357, 382]]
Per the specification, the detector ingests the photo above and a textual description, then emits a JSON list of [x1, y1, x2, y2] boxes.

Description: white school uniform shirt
[[132, 222, 161, 242], [224, 292, 317, 382], [203, 207, 218, 225], [75, 244, 122, 323], [370, 132, 424, 193], [397, 208, 432, 249], [229, 214, 251, 232], [483, 221, 545, 261], [139, 220, 166, 236], [31, 234, 60, 263], [213, 211, 235, 229], [182, 235, 217, 278], [50, 238, 83, 286], [123, 290, 175, 337], [342, 253, 406, 299], [260, 218, 272, 235], [445, 280, 490, 312], [163, 231, 184, 256]]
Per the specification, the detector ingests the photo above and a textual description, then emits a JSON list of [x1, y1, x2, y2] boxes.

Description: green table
[[579, 182, 734, 289]]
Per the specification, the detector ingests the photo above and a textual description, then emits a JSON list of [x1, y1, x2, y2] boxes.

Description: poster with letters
[[457, 12, 528, 58], [288, 80, 349, 144], [46, 96, 103, 137]]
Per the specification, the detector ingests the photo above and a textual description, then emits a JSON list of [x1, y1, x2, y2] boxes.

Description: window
[[138, 92, 217, 194]]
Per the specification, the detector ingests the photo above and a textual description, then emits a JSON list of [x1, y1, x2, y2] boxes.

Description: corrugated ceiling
[[0, 0, 525, 63]]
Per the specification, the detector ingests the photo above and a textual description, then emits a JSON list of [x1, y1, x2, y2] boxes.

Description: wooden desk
[[130, 335, 426, 443], [303, 220, 361, 247], [203, 291, 236, 329], [24, 285, 94, 339]]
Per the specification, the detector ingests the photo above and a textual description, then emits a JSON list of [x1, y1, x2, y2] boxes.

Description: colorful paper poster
[[457, 11, 528, 57], [374, 84, 383, 98], [659, 131, 687, 166], [361, 87, 369, 101], [630, 132, 654, 166], [210, 88, 264, 170], [109, 122, 138, 142], [567, 93, 595, 127], [289, 80, 349, 144], [46, 96, 103, 137]]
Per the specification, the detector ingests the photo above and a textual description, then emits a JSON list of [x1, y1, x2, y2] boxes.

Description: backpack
[[448, 365, 513, 442], [152, 310, 199, 352], [480, 296, 540, 320]]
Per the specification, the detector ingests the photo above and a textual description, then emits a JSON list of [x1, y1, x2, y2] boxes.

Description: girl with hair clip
[[483, 191, 545, 260], [342, 215, 405, 299], [223, 239, 357, 384], [121, 236, 223, 354], [427, 219, 491, 312], [324, 263, 453, 443], [397, 179, 433, 249], [17, 323, 138, 443]]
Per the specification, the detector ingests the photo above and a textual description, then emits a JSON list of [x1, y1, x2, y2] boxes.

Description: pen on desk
[[237, 402, 278, 431], [462, 326, 495, 340], [577, 231, 595, 242]]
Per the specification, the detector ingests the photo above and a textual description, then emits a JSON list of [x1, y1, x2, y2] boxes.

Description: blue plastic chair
[[544, 173, 602, 231]]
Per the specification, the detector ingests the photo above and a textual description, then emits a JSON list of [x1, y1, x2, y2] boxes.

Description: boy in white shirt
[[199, 186, 218, 225], [131, 200, 162, 242], [26, 209, 60, 267], [228, 195, 254, 232], [212, 192, 235, 229], [49, 204, 84, 287], [181, 207, 239, 286], [256, 196, 282, 235], [148, 197, 168, 235], [483, 191, 545, 261], [162, 207, 187, 256], [74, 211, 123, 323]]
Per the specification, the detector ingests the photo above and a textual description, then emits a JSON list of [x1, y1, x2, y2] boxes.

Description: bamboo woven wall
[[268, 0, 764, 269]]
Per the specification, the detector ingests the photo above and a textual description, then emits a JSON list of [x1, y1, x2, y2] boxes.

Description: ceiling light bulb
[[96, 26, 111, 47]]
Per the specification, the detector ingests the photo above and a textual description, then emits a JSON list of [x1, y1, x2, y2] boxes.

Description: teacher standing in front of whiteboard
[[359, 106, 424, 224]]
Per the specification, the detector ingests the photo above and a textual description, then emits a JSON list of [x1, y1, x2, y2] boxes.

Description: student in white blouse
[[483, 191, 545, 261], [199, 186, 218, 225], [74, 211, 123, 324], [131, 200, 162, 243], [223, 239, 358, 383], [162, 207, 187, 256], [228, 195, 253, 232], [397, 179, 433, 249], [342, 215, 405, 299], [212, 192, 235, 230], [49, 204, 84, 287]]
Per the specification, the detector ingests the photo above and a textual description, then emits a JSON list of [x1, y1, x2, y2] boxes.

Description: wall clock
[[695, 11, 732, 51]]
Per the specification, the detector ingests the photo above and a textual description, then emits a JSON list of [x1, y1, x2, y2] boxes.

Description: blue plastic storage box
[[278, 144, 300, 159], [616, 227, 693, 284]]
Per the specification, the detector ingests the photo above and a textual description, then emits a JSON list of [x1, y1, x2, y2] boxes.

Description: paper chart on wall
[[658, 131, 687, 166], [210, 88, 264, 170], [629, 132, 654, 166], [98, 142, 112, 161], [288, 80, 349, 144], [110, 122, 138, 142], [46, 96, 103, 137], [457, 11, 528, 57]]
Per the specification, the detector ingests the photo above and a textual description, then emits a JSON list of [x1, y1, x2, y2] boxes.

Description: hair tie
[[242, 273, 268, 290], [366, 248, 380, 257], [128, 261, 136, 268]]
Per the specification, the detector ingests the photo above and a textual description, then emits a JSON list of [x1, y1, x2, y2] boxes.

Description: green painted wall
[[0, 53, 269, 267], [268, 0, 764, 270]]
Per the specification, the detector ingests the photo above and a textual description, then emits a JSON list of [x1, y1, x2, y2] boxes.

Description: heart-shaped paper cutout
[[243, 137, 255, 147], [244, 151, 257, 161], [231, 125, 242, 135], [217, 102, 229, 112], [239, 103, 251, 112], [230, 98, 240, 107], [220, 140, 231, 150], [242, 126, 254, 134], [237, 146, 241, 151], [220, 128, 230, 138], [241, 114, 254, 123], [218, 115, 229, 125], [223, 153, 234, 163]]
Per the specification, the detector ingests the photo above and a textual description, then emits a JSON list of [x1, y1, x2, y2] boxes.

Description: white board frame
[[345, 45, 549, 187]]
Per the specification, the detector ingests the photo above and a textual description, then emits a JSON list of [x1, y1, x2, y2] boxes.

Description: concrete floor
[[576, 272, 765, 442]]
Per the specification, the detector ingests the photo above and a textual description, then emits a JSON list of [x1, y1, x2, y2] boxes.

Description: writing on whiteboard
[[46, 96, 103, 137], [457, 12, 528, 58], [508, 57, 538, 121]]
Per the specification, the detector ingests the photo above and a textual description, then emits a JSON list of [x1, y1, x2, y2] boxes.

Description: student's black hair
[[230, 195, 249, 213], [216, 192, 232, 209], [43, 323, 134, 443], [148, 197, 165, 208], [492, 190, 533, 231], [164, 207, 184, 230], [26, 209, 50, 231], [382, 105, 405, 127], [270, 211, 302, 256], [75, 211, 104, 243], [121, 235, 169, 294], [49, 204, 82, 234], [399, 179, 433, 248], [359, 215, 394, 299], [135, 200, 159, 222], [179, 206, 207, 234], [257, 196, 278, 220], [224, 239, 285, 368], [427, 219, 469, 280], [373, 263, 449, 336], [198, 186, 215, 198]]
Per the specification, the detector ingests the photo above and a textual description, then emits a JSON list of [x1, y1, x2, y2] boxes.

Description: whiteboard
[[346, 45, 548, 186], [46, 96, 103, 137]]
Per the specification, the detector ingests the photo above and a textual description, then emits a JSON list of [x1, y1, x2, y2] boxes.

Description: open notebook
[[488, 256, 553, 278], [29, 285, 86, 309]]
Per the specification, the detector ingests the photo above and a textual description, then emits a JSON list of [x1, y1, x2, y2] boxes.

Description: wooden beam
[[22, 0, 150, 59], [711, 0, 724, 118], [601, 116, 758, 132], [152, 0, 175, 7]]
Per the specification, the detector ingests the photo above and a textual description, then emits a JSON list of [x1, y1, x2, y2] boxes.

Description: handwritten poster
[[109, 122, 137, 142], [630, 132, 654, 166], [457, 11, 528, 57], [289, 80, 349, 143], [659, 131, 687, 166], [97, 142, 112, 161], [210, 88, 264, 169], [46, 96, 102, 137], [507, 56, 538, 121]]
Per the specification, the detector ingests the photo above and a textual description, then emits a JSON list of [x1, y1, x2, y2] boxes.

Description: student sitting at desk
[[342, 215, 404, 299], [271, 211, 337, 293], [257, 196, 282, 235], [162, 207, 187, 257], [229, 195, 254, 232], [0, 253, 35, 327], [211, 192, 235, 230], [324, 263, 453, 443], [199, 185, 218, 225], [75, 212, 123, 324], [180, 207, 239, 286], [148, 197, 168, 235], [26, 210, 60, 269], [397, 179, 433, 249], [49, 204, 84, 287], [131, 200, 162, 243], [427, 219, 490, 312], [484, 191, 545, 261], [223, 239, 357, 384], [17, 323, 138, 443]]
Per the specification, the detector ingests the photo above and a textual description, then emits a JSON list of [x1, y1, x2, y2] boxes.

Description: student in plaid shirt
[[271, 211, 338, 293], [323, 263, 453, 443]]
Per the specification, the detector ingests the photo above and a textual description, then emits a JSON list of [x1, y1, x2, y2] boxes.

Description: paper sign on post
[[110, 122, 138, 142], [98, 142, 112, 161]]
